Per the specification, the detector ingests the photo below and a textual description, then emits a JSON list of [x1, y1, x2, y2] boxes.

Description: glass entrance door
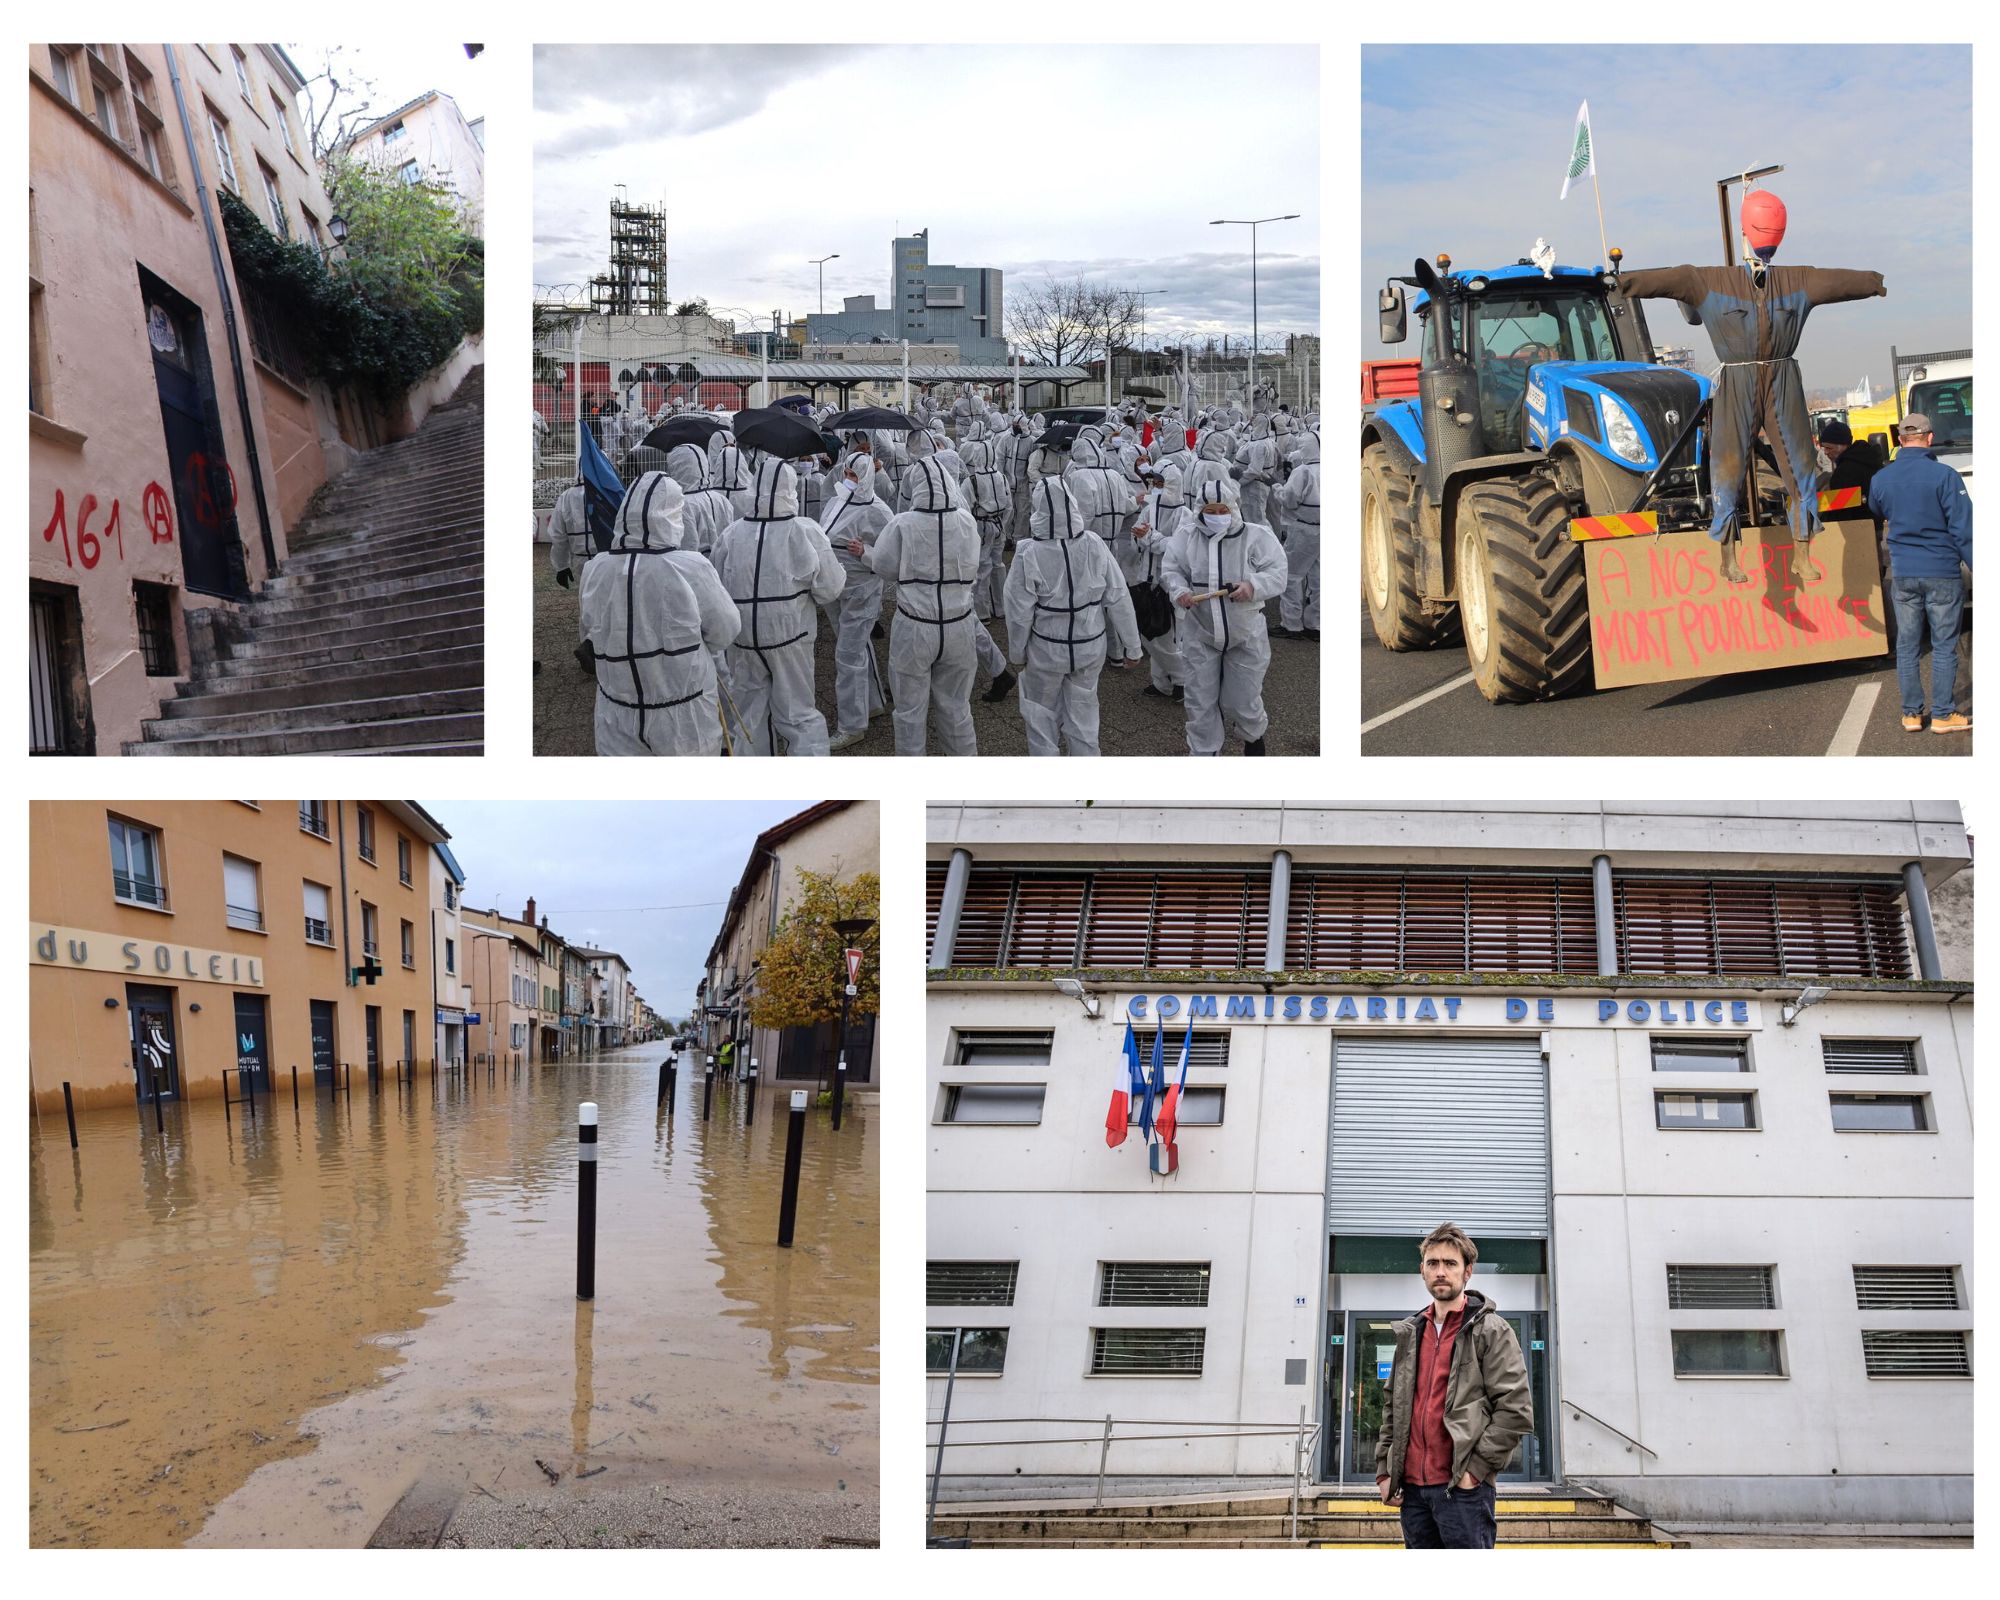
[[1338, 1308, 1552, 1483], [127, 984, 179, 1100]]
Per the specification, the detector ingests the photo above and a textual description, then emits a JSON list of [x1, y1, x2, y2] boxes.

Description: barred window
[[299, 801, 329, 837], [927, 1262, 1019, 1306], [1099, 1262, 1211, 1307], [1616, 875, 1911, 979], [1090, 1327, 1205, 1376], [1822, 1039, 1919, 1075], [241, 283, 307, 387], [133, 582, 178, 676], [1667, 1265, 1775, 1309], [1860, 1331, 1970, 1378], [1854, 1266, 1959, 1310]]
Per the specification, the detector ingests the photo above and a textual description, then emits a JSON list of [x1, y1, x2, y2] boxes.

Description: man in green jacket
[[1374, 1223, 1535, 1548]]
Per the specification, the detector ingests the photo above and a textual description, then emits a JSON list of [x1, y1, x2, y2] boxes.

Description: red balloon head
[[1742, 189, 1787, 261]]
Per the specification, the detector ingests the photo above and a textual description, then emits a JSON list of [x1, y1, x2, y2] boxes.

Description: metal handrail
[[1562, 1397, 1658, 1458]]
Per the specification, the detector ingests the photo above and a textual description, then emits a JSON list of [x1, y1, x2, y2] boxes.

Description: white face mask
[[1201, 511, 1233, 533]]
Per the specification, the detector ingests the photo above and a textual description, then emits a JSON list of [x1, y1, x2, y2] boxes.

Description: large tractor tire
[[1362, 443, 1458, 650], [1455, 474, 1592, 702]]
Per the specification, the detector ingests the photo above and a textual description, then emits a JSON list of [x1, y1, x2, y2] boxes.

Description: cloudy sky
[[428, 800, 810, 1022], [536, 45, 1320, 345], [1363, 45, 1970, 392]]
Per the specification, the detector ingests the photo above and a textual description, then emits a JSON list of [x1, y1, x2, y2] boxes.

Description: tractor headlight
[[1600, 395, 1649, 464]]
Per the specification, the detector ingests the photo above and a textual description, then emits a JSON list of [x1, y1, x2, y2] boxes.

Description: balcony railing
[[114, 872, 166, 907], [304, 917, 331, 944]]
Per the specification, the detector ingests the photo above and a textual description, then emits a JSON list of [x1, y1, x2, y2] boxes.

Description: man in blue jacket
[[1867, 413, 1973, 733]]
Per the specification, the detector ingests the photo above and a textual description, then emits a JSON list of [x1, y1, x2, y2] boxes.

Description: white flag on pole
[[1560, 101, 1595, 200]]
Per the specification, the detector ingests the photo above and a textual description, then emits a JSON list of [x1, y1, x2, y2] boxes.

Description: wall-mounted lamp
[[1051, 976, 1102, 1020], [1778, 985, 1832, 1027], [188, 1002, 202, 1014], [104, 997, 120, 1009]]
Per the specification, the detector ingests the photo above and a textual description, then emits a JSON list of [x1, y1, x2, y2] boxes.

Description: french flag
[[1107, 1022, 1137, 1147], [1156, 1013, 1193, 1148]]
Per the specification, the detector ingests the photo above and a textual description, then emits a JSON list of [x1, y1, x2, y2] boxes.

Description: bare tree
[[297, 46, 381, 170], [1005, 273, 1144, 368]]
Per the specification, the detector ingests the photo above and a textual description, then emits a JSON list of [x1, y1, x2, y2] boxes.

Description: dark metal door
[[144, 290, 243, 598], [127, 984, 179, 1100], [310, 999, 337, 1083], [366, 1006, 381, 1082], [233, 992, 271, 1093]]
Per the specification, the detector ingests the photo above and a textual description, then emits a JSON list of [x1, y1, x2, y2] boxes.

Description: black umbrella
[[828, 406, 918, 432], [818, 430, 846, 458], [642, 416, 728, 453], [731, 405, 827, 460], [773, 393, 815, 412], [1036, 421, 1084, 453]]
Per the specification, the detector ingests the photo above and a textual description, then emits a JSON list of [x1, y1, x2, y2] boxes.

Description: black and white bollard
[[666, 1053, 678, 1111], [831, 1049, 848, 1132], [657, 1056, 670, 1109], [63, 1081, 78, 1150], [291, 1063, 300, 1112], [702, 1055, 716, 1121], [777, 1090, 807, 1247], [576, 1102, 598, 1301], [744, 1059, 758, 1127]]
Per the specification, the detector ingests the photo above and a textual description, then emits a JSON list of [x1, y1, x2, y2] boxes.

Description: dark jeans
[[1890, 575, 1966, 718], [1399, 1479, 1497, 1548]]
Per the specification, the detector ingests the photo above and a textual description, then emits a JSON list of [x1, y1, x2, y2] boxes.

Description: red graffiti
[[143, 481, 175, 544], [185, 453, 240, 529], [38, 487, 140, 571]]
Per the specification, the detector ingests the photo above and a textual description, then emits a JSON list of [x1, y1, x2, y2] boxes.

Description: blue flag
[[578, 416, 624, 554], [1137, 1017, 1162, 1141]]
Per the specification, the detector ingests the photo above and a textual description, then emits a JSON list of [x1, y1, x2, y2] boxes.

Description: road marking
[[1361, 671, 1477, 734], [1825, 681, 1882, 757]]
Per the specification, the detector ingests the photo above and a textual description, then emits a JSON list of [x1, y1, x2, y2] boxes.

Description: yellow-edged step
[[1322, 1499, 1579, 1515]]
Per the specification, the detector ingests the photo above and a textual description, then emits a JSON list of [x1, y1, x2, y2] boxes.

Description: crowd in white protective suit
[[545, 386, 1320, 756]]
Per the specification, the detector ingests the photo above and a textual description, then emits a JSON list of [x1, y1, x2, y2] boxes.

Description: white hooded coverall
[[870, 458, 981, 755], [1003, 478, 1142, 757], [820, 455, 895, 737], [1160, 468, 1288, 755], [1276, 433, 1321, 632], [581, 474, 741, 757], [711, 460, 846, 757]]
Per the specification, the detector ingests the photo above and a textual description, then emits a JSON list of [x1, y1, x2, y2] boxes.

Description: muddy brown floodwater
[[28, 1046, 878, 1547]]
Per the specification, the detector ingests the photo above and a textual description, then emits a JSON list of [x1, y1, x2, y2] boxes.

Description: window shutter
[[926, 1262, 1019, 1306], [1823, 1039, 1918, 1074], [1861, 1330, 1970, 1377], [1667, 1265, 1776, 1309], [1854, 1266, 1959, 1310]]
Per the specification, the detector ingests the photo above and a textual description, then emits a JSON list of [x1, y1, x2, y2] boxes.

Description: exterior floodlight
[[1051, 976, 1101, 1019], [1779, 985, 1833, 1027]]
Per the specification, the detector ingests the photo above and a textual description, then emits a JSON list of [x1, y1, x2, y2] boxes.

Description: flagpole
[[1590, 167, 1610, 268]]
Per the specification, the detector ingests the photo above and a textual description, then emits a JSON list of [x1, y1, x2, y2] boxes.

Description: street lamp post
[[811, 253, 840, 316], [1210, 214, 1299, 408], [830, 915, 873, 1132]]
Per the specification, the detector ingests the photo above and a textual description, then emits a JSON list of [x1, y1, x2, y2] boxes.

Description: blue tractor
[[1362, 252, 1718, 700]]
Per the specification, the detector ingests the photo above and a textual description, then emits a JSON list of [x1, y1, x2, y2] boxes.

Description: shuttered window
[[1616, 876, 1912, 978], [1854, 1266, 1959, 1310], [1861, 1330, 1970, 1378], [1667, 1265, 1775, 1309], [928, 1262, 1019, 1306], [1287, 870, 1597, 973], [1823, 1039, 1919, 1074], [1090, 1327, 1205, 1376], [1099, 1262, 1211, 1306]]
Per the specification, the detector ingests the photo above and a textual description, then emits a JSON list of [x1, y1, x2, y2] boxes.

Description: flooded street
[[29, 1045, 878, 1548]]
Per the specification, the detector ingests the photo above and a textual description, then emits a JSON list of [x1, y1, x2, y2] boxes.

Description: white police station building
[[925, 803, 1973, 1525]]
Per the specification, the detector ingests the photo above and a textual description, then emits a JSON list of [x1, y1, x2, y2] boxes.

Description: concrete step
[[124, 711, 484, 756], [220, 607, 483, 661], [292, 475, 485, 520], [206, 622, 484, 678], [289, 503, 485, 553], [241, 577, 483, 629], [937, 1511, 1663, 1544], [325, 740, 483, 756], [167, 654, 482, 716], [139, 686, 481, 742], [262, 548, 484, 596], [284, 529, 485, 574]]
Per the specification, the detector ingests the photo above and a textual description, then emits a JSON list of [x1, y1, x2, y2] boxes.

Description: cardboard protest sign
[[1584, 521, 1887, 690]]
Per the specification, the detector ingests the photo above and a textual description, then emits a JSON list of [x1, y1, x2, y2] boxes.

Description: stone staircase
[[930, 1486, 1678, 1549], [127, 367, 484, 755]]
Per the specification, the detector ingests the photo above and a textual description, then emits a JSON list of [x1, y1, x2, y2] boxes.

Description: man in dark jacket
[[1374, 1223, 1535, 1549], [1868, 413, 1974, 733]]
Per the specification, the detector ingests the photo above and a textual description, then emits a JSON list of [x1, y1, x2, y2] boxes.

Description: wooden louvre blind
[[1286, 871, 1596, 973], [926, 863, 946, 954], [1077, 871, 1269, 969], [1617, 876, 1912, 979]]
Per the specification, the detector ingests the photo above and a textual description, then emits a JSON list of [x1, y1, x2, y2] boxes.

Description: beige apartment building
[[29, 801, 454, 1112], [344, 89, 484, 235], [464, 919, 539, 1062], [703, 801, 881, 1092]]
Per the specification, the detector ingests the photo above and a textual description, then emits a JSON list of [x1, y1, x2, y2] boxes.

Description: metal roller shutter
[[1329, 1035, 1550, 1237]]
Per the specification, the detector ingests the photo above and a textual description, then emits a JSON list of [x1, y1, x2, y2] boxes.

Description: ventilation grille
[[1823, 1039, 1919, 1074], [1861, 1330, 1970, 1377], [1854, 1266, 1959, 1310], [1667, 1265, 1775, 1309], [1090, 1327, 1206, 1376], [927, 1261, 1019, 1307], [1099, 1262, 1212, 1307]]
